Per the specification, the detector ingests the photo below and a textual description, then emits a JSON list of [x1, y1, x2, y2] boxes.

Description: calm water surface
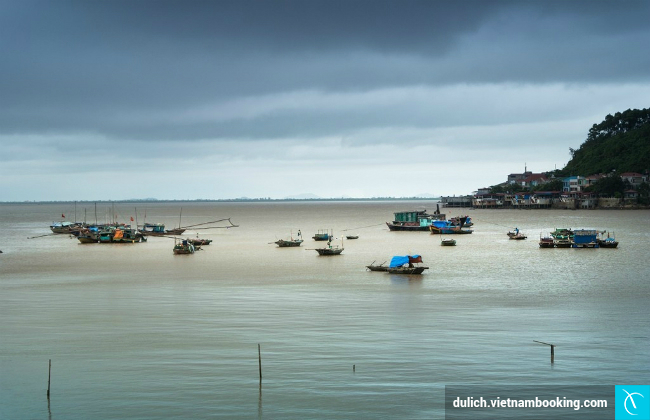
[[1, 201, 649, 419]]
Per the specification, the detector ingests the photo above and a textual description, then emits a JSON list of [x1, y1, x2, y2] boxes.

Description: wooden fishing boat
[[112, 228, 147, 243], [315, 247, 343, 255], [77, 235, 99, 244], [314, 237, 343, 255], [140, 223, 186, 236], [387, 208, 447, 231], [50, 221, 85, 234], [386, 255, 428, 275], [275, 239, 303, 247], [173, 239, 195, 254], [507, 228, 527, 240], [274, 230, 303, 247], [441, 238, 456, 246], [539, 235, 555, 248], [598, 238, 618, 248], [388, 266, 428, 275], [597, 231, 618, 248], [312, 229, 332, 241], [189, 238, 212, 246]]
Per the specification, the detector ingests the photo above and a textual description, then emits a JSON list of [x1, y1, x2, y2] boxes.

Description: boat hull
[[430, 227, 473, 234], [387, 266, 428, 275], [387, 223, 430, 231], [598, 240, 618, 248], [77, 236, 99, 244], [315, 248, 343, 255], [275, 239, 303, 247], [554, 241, 572, 248]]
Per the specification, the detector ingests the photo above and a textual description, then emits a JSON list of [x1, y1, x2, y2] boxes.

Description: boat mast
[[179, 207, 183, 229]]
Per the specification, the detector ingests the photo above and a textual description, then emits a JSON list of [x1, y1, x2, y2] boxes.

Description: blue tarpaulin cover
[[389, 255, 422, 268], [432, 220, 450, 228]]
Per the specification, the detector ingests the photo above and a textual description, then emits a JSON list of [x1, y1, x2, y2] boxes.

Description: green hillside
[[560, 108, 650, 176]]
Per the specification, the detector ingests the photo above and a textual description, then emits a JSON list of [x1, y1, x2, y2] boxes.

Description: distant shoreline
[[0, 197, 442, 204]]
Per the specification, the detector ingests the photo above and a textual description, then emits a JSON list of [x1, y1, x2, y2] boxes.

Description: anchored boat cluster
[[47, 212, 238, 254]]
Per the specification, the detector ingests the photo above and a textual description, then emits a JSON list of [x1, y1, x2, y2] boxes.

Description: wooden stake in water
[[533, 340, 556, 363], [47, 359, 51, 398], [258, 344, 262, 381]]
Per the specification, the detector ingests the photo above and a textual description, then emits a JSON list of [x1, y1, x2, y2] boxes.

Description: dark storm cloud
[[1, 0, 649, 142]]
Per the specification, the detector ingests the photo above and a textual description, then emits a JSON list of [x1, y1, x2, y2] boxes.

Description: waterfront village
[[441, 169, 650, 209]]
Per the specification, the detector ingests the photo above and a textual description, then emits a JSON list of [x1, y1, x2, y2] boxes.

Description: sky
[[1, 0, 650, 201]]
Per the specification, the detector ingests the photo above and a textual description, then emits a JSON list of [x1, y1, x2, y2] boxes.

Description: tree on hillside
[[561, 108, 650, 177], [532, 178, 563, 192], [584, 175, 626, 198]]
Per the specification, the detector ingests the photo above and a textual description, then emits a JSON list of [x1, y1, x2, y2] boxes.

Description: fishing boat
[[111, 228, 147, 243], [386, 255, 428, 274], [86, 226, 146, 243], [550, 228, 573, 248], [539, 234, 555, 248], [274, 230, 303, 247], [366, 260, 388, 271], [312, 229, 332, 241], [597, 231, 618, 248], [507, 228, 527, 240], [140, 223, 186, 236], [441, 238, 456, 246], [386, 207, 447, 231], [50, 221, 85, 234], [314, 238, 343, 255], [188, 238, 212, 246], [173, 239, 195, 254], [77, 234, 99, 244], [429, 219, 473, 235]]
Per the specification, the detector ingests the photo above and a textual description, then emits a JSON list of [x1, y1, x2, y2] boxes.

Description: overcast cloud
[[1, 0, 649, 201]]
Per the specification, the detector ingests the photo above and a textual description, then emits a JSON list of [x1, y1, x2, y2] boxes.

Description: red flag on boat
[[62, 214, 65, 218], [130, 217, 134, 222]]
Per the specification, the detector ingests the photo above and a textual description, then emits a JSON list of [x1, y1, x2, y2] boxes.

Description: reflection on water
[[1, 201, 649, 419]]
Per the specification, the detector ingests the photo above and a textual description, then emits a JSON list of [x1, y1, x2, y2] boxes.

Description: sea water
[[1, 201, 648, 419]]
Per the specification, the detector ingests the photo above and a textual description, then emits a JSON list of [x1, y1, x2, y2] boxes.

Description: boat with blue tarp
[[429, 219, 473, 235], [387, 255, 428, 274]]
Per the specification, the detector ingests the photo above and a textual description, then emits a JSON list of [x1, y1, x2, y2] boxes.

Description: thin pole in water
[[258, 344, 262, 381], [47, 359, 51, 398]]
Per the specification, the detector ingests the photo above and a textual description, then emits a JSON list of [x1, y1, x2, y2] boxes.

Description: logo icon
[[616, 385, 650, 420]]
